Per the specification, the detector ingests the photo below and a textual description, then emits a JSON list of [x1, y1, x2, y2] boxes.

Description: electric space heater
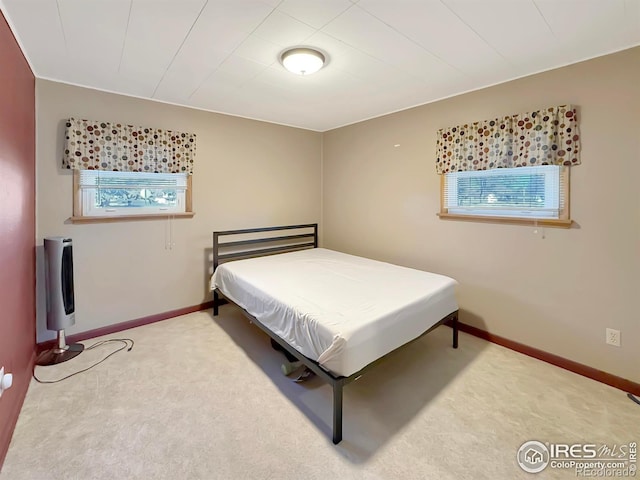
[[36, 237, 84, 366]]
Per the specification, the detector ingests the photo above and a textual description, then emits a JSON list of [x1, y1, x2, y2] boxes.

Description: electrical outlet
[[0, 367, 13, 398], [606, 328, 621, 347]]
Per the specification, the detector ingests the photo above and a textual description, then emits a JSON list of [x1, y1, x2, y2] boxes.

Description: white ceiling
[[1, 0, 639, 131]]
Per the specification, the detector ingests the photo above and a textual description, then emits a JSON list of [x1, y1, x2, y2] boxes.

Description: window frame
[[71, 170, 194, 223], [439, 166, 572, 228]]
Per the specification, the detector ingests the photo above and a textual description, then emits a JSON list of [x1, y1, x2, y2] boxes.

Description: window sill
[[69, 212, 195, 223], [437, 213, 573, 228]]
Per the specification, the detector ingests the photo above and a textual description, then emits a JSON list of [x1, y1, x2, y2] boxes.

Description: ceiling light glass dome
[[280, 48, 326, 75]]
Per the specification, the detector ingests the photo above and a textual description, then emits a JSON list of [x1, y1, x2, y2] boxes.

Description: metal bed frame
[[212, 223, 458, 444]]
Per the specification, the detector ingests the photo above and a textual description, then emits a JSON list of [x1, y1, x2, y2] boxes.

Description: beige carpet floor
[[1, 307, 638, 479]]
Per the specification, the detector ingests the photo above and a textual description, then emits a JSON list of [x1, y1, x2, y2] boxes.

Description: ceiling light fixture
[[280, 47, 326, 76]]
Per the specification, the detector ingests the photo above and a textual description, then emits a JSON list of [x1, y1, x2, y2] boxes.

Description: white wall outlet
[[0, 367, 14, 398], [606, 328, 621, 347]]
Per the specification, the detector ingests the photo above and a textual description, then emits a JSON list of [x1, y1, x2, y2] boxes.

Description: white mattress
[[211, 248, 458, 377]]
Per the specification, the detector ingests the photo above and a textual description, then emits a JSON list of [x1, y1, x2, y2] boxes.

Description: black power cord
[[33, 339, 134, 384], [629, 393, 640, 406]]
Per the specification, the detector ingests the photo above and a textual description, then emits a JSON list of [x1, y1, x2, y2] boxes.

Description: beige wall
[[322, 47, 640, 383], [36, 79, 321, 342]]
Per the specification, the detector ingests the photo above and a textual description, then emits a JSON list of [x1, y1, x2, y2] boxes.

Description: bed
[[211, 224, 459, 444]]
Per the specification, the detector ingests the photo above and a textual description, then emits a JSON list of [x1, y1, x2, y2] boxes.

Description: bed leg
[[213, 290, 219, 317], [332, 382, 343, 444], [452, 313, 459, 349]]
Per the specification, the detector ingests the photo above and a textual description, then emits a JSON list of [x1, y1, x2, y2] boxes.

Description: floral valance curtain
[[435, 105, 580, 174], [62, 118, 196, 174]]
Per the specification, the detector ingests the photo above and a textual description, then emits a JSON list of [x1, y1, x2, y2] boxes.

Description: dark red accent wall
[[0, 11, 35, 469]]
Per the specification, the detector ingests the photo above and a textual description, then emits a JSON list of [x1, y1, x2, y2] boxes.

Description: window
[[64, 117, 196, 222], [441, 165, 570, 225], [73, 170, 193, 220]]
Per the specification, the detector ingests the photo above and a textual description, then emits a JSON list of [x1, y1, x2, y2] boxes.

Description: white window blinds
[[78, 170, 188, 190], [443, 165, 568, 219], [78, 170, 188, 217]]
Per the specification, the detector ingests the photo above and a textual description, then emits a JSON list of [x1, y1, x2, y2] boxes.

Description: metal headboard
[[213, 223, 318, 272]]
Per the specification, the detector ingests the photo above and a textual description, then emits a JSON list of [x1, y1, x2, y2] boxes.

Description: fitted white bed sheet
[[211, 248, 458, 377]]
